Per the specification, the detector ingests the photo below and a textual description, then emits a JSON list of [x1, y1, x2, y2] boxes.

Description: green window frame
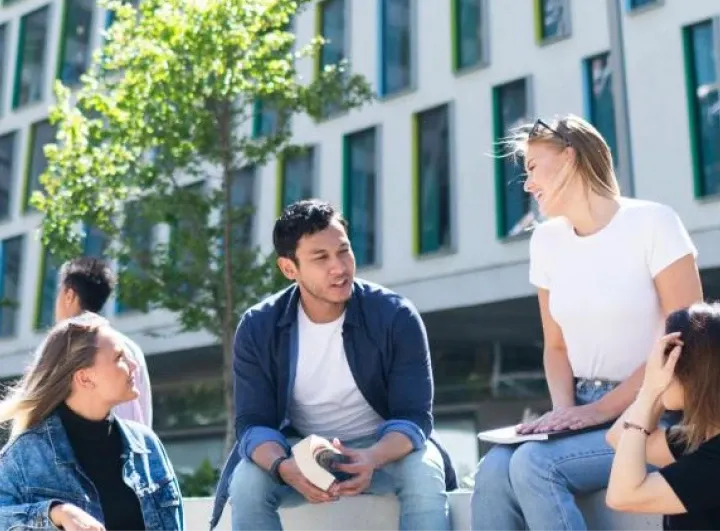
[[277, 147, 315, 214], [682, 18, 720, 198], [343, 127, 378, 267], [533, 0, 571, 45], [0, 236, 24, 338], [451, 0, 488, 72], [13, 6, 50, 109]]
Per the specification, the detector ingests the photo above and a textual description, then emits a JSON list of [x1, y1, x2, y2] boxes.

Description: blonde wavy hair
[[502, 113, 620, 214], [0, 313, 108, 440]]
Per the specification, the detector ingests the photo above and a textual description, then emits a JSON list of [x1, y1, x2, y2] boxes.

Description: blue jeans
[[230, 435, 449, 531], [471, 380, 618, 531]]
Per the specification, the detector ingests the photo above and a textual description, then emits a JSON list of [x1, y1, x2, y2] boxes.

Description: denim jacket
[[0, 412, 184, 531]]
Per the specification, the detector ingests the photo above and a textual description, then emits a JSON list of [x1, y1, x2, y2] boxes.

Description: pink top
[[113, 332, 153, 428]]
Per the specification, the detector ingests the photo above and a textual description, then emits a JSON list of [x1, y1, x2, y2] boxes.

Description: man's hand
[[50, 503, 106, 531], [330, 439, 378, 496], [278, 457, 338, 504], [516, 402, 614, 434]]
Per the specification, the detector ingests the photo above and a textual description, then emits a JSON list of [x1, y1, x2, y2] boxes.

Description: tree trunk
[[222, 330, 236, 456]]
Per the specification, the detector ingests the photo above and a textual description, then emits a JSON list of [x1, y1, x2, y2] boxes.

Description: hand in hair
[[50, 503, 106, 530], [641, 332, 683, 398]]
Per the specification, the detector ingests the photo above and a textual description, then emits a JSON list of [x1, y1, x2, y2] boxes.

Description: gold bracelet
[[623, 421, 651, 436]]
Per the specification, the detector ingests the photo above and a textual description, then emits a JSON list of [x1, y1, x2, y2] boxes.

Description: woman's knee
[[474, 446, 514, 489], [508, 442, 554, 489]]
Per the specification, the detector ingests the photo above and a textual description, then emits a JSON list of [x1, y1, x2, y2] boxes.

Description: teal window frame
[[13, 6, 50, 109], [492, 77, 534, 239], [413, 104, 452, 255], [682, 18, 720, 199], [57, 0, 95, 86], [0, 236, 24, 338], [378, 0, 413, 97], [35, 225, 108, 330], [582, 51, 619, 167], [343, 127, 378, 267]]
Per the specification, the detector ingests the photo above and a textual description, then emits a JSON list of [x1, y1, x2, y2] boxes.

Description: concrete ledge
[[185, 490, 661, 530]]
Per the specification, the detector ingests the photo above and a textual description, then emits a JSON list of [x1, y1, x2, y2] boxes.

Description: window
[[683, 19, 720, 198], [36, 225, 108, 330], [279, 148, 315, 212], [0, 236, 23, 337], [318, 0, 345, 73], [343, 127, 377, 267], [317, 0, 346, 117], [626, 0, 662, 11], [24, 120, 55, 212], [13, 7, 50, 109], [583, 52, 618, 166], [535, 0, 571, 44], [117, 202, 154, 314], [0, 25, 7, 114], [492, 78, 533, 238], [230, 167, 256, 248], [379, 0, 412, 97], [252, 100, 280, 138], [0, 132, 16, 220], [59, 0, 95, 86], [415, 104, 451, 254], [452, 0, 488, 71]]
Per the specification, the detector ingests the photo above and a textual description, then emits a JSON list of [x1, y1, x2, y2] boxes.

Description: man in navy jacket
[[211, 199, 455, 530]]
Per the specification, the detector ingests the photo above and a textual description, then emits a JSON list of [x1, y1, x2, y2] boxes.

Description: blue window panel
[[344, 128, 377, 266], [379, 0, 411, 96]]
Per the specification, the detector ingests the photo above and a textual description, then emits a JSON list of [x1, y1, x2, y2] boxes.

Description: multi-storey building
[[0, 0, 719, 481]]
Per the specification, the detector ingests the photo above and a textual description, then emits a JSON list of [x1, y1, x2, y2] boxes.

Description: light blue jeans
[[471, 380, 623, 531], [230, 435, 449, 531]]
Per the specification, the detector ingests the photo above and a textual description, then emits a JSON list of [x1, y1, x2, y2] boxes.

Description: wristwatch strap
[[269, 455, 289, 485]]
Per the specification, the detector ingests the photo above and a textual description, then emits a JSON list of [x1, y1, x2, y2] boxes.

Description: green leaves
[[32, 0, 372, 337]]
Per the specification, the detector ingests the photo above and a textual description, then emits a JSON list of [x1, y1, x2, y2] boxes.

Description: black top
[[659, 428, 720, 530], [57, 402, 145, 531]]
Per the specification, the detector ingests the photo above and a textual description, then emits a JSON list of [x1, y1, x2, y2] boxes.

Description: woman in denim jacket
[[0, 313, 184, 531]]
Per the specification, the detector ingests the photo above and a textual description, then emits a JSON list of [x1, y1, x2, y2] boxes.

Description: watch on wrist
[[269, 455, 289, 485]]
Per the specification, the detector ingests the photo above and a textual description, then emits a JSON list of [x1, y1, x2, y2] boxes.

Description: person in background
[[55, 256, 153, 427], [607, 303, 720, 531], [210, 199, 454, 531], [471, 114, 703, 530], [0, 313, 183, 531]]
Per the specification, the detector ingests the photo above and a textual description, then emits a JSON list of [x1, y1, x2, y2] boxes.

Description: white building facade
[[0, 0, 719, 478]]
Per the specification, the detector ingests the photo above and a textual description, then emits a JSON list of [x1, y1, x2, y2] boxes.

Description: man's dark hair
[[59, 257, 116, 313], [272, 199, 347, 261]]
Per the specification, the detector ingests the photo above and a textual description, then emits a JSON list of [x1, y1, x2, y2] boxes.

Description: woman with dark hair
[[0, 313, 183, 531], [606, 302, 720, 530]]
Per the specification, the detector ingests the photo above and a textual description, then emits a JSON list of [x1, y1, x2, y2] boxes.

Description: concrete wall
[[185, 490, 661, 530]]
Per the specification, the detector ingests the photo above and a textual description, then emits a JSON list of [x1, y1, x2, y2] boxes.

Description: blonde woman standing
[[471, 114, 703, 530]]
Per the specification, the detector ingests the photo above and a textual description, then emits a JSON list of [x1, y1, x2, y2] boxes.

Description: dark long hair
[[665, 302, 720, 451]]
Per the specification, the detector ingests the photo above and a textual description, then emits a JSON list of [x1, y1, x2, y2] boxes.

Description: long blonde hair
[[503, 113, 620, 214], [0, 313, 107, 440]]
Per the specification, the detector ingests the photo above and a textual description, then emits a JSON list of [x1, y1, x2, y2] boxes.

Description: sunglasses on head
[[529, 118, 573, 147]]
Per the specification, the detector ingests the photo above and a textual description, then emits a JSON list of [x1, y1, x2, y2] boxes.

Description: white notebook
[[477, 421, 615, 445]]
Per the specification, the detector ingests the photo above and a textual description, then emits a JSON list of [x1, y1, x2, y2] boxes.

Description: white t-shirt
[[288, 305, 384, 440], [529, 198, 697, 381]]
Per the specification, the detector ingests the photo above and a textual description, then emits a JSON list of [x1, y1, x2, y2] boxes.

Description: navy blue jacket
[[210, 279, 457, 529]]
